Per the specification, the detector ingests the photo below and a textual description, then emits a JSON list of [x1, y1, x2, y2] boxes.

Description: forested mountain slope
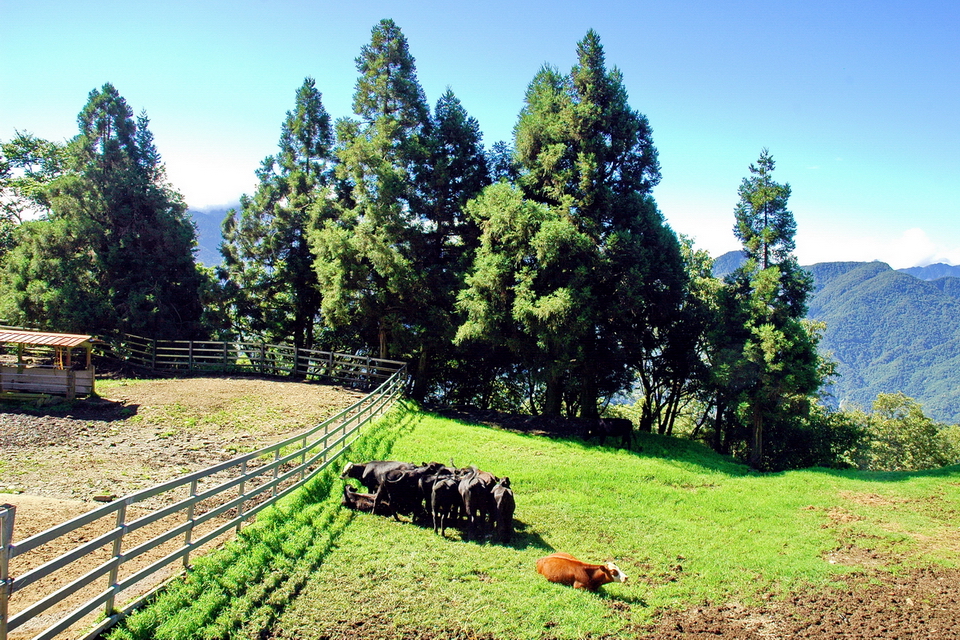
[[806, 261, 960, 422], [900, 263, 960, 280], [715, 252, 960, 423]]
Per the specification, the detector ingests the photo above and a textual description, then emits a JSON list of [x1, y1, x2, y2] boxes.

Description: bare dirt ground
[[1, 374, 367, 639], [4, 396, 960, 639]]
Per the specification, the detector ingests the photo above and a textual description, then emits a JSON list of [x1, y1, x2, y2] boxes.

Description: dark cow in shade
[[373, 462, 445, 521], [491, 477, 515, 543], [586, 417, 634, 449], [536, 552, 628, 591], [341, 483, 392, 516], [429, 475, 461, 537], [458, 466, 499, 540]]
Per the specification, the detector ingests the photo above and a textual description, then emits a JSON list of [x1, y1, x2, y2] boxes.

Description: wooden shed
[[0, 329, 95, 400]]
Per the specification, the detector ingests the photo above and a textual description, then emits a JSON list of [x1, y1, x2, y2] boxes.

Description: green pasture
[[108, 403, 960, 639]]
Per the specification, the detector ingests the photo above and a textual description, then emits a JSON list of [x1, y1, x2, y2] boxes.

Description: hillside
[[807, 261, 960, 421], [900, 263, 960, 280], [714, 251, 960, 423], [109, 408, 960, 639]]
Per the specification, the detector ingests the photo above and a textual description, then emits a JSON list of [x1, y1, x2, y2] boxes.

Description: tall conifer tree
[[220, 78, 332, 348], [720, 149, 821, 468], [311, 19, 432, 360], [458, 31, 688, 418], [1, 83, 203, 338]]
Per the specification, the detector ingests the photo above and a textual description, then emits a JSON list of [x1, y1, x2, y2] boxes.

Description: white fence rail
[[0, 366, 407, 640]]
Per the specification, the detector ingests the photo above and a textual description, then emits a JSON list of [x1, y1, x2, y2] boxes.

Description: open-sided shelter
[[0, 329, 95, 400]]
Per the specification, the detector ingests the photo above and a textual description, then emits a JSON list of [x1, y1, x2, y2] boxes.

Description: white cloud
[[796, 227, 960, 268]]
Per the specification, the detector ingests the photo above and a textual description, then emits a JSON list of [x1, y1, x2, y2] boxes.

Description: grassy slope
[[273, 410, 960, 639], [108, 405, 960, 639]]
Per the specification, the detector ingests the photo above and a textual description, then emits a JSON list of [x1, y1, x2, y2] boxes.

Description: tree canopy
[[1, 83, 204, 338]]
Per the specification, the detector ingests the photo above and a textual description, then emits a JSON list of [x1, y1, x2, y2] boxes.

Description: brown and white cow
[[535, 552, 627, 591]]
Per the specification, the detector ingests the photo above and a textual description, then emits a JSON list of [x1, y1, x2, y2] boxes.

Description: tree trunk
[[713, 398, 726, 453], [543, 374, 563, 416], [410, 349, 429, 403], [749, 411, 763, 468]]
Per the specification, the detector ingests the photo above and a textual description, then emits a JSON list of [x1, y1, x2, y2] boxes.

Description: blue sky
[[2, 0, 957, 267]]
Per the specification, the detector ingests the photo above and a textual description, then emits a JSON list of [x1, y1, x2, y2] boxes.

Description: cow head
[[341, 461, 356, 478], [605, 562, 628, 583]]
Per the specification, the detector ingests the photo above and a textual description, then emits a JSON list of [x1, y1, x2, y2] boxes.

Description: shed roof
[[0, 329, 93, 348]]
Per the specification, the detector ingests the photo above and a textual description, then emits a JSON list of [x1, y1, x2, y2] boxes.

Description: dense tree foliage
[[0, 84, 204, 338], [10, 23, 948, 473], [458, 31, 688, 419], [219, 78, 333, 349], [845, 393, 959, 471]]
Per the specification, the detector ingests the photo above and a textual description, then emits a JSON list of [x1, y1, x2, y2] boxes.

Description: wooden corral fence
[[0, 365, 407, 640], [100, 334, 405, 390]]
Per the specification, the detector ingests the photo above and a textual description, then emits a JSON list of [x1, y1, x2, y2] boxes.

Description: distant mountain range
[[189, 207, 232, 267], [715, 251, 960, 423]]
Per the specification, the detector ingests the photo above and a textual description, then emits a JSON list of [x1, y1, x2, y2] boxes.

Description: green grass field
[[109, 403, 960, 639]]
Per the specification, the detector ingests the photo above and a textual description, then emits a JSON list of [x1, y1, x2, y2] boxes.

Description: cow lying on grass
[[536, 552, 628, 591], [341, 483, 392, 516]]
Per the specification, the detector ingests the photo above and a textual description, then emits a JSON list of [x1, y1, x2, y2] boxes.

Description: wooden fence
[[0, 366, 407, 640], [101, 334, 405, 390]]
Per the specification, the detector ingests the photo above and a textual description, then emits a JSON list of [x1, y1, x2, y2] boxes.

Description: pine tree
[[2, 84, 203, 338], [311, 19, 433, 359], [408, 89, 489, 399], [734, 148, 796, 270], [220, 77, 332, 348], [459, 31, 688, 418], [718, 149, 821, 468]]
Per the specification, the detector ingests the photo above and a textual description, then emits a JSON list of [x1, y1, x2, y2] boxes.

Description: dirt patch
[[640, 566, 960, 639], [1, 376, 367, 510]]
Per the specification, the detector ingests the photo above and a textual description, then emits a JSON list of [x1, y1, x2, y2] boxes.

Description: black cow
[[491, 477, 515, 543], [429, 475, 461, 537], [458, 466, 498, 540], [587, 417, 634, 449], [342, 483, 392, 516], [374, 462, 444, 521], [341, 460, 416, 493]]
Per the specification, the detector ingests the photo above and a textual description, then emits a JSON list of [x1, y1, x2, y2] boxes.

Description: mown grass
[[107, 405, 960, 639]]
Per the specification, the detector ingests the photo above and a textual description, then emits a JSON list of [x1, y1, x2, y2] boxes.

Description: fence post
[[236, 460, 247, 533], [1, 504, 15, 640], [189, 341, 194, 372], [151, 339, 157, 370], [104, 502, 127, 615], [184, 479, 199, 568]]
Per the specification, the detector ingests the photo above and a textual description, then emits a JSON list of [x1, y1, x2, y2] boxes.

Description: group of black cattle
[[340, 460, 516, 543]]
